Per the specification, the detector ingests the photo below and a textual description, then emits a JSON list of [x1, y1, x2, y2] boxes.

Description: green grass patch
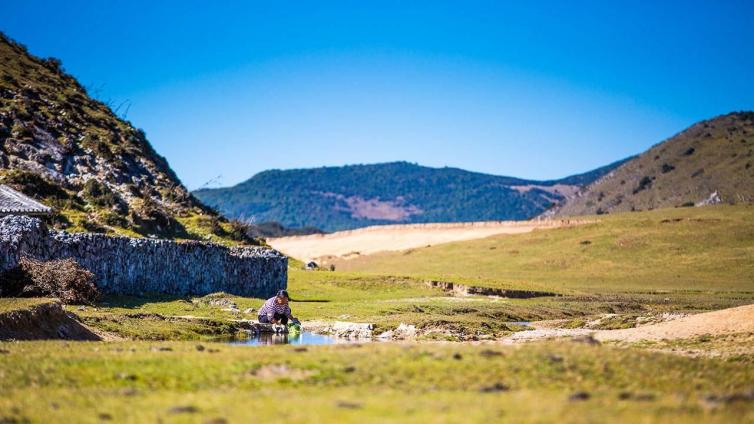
[[335, 206, 754, 293], [0, 340, 751, 422]]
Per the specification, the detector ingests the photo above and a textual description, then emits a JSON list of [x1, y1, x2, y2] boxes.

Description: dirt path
[[502, 304, 754, 344], [594, 304, 754, 342], [269, 219, 588, 261]]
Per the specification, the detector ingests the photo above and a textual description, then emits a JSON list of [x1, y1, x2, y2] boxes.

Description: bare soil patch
[[269, 219, 588, 261]]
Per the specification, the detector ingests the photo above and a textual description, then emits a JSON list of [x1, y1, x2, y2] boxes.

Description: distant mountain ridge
[[194, 160, 630, 232], [554, 112, 754, 216]]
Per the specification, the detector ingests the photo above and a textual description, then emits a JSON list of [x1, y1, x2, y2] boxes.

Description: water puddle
[[230, 331, 362, 346]]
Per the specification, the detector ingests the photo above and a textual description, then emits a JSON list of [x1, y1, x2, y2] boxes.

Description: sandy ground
[[504, 304, 754, 344], [595, 303, 754, 342], [269, 219, 587, 261]]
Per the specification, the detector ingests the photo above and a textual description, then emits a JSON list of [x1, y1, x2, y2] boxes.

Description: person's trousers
[[258, 313, 288, 325]]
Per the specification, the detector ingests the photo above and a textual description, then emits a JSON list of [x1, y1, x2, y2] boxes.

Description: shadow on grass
[[97, 293, 197, 309]]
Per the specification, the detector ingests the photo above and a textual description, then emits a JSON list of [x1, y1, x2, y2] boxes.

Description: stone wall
[[0, 215, 287, 297]]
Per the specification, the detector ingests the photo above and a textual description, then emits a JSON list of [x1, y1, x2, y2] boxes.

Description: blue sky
[[3, 1, 753, 189]]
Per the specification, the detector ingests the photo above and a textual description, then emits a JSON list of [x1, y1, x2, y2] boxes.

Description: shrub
[[81, 179, 120, 208], [227, 220, 264, 245], [196, 216, 227, 237], [661, 163, 675, 173], [0, 169, 70, 201], [42, 57, 64, 73], [633, 176, 653, 194], [0, 257, 100, 304], [131, 196, 186, 238]]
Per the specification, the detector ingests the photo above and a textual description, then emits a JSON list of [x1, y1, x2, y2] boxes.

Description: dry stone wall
[[0, 215, 287, 297]]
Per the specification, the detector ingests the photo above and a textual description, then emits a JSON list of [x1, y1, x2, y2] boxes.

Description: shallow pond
[[230, 331, 361, 346]]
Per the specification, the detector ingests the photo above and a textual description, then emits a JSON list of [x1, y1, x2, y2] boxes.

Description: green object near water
[[288, 322, 302, 334]]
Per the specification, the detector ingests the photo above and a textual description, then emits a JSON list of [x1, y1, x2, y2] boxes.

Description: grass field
[[334, 205, 754, 293], [0, 340, 752, 423], [1, 206, 753, 422]]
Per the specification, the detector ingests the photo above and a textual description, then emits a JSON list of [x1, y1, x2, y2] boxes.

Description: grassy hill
[[0, 33, 255, 244], [555, 112, 754, 216], [194, 160, 629, 232], [333, 205, 754, 293]]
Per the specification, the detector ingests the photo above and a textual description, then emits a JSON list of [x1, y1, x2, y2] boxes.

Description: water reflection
[[231, 331, 352, 346]]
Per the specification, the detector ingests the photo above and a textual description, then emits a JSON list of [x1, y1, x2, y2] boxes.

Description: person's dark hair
[[277, 289, 289, 299]]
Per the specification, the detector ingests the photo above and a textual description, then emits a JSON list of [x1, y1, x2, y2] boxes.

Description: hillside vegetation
[[334, 205, 754, 293], [194, 160, 629, 232], [0, 33, 254, 244], [556, 112, 754, 216]]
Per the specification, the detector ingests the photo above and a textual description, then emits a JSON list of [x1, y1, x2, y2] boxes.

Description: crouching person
[[258, 290, 298, 325]]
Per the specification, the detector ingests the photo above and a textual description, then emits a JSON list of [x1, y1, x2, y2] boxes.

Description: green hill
[[334, 205, 754, 293], [194, 160, 629, 232], [0, 33, 255, 244], [555, 112, 754, 216]]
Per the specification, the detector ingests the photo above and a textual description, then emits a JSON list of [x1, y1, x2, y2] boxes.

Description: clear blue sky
[[3, 1, 753, 189]]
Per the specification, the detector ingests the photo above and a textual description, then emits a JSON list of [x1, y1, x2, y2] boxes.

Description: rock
[[571, 335, 600, 345], [272, 324, 287, 334], [150, 346, 172, 352], [696, 190, 722, 206], [243, 308, 256, 314], [394, 323, 417, 339], [116, 372, 137, 381], [250, 364, 315, 380], [704, 389, 754, 404], [336, 401, 362, 409], [479, 382, 510, 393], [569, 391, 591, 401], [168, 405, 199, 414], [377, 330, 393, 339], [547, 354, 563, 363], [618, 391, 633, 400], [331, 322, 375, 338], [119, 388, 138, 396]]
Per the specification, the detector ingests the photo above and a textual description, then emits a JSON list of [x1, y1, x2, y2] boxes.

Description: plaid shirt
[[258, 297, 292, 320]]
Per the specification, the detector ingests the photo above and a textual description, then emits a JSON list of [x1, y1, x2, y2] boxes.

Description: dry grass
[[0, 257, 100, 304]]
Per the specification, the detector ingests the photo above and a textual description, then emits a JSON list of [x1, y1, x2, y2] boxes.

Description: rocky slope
[[555, 112, 754, 216], [0, 33, 253, 243], [194, 160, 629, 232]]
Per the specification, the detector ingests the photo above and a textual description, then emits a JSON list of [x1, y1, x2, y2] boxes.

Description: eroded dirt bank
[[0, 301, 101, 340]]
